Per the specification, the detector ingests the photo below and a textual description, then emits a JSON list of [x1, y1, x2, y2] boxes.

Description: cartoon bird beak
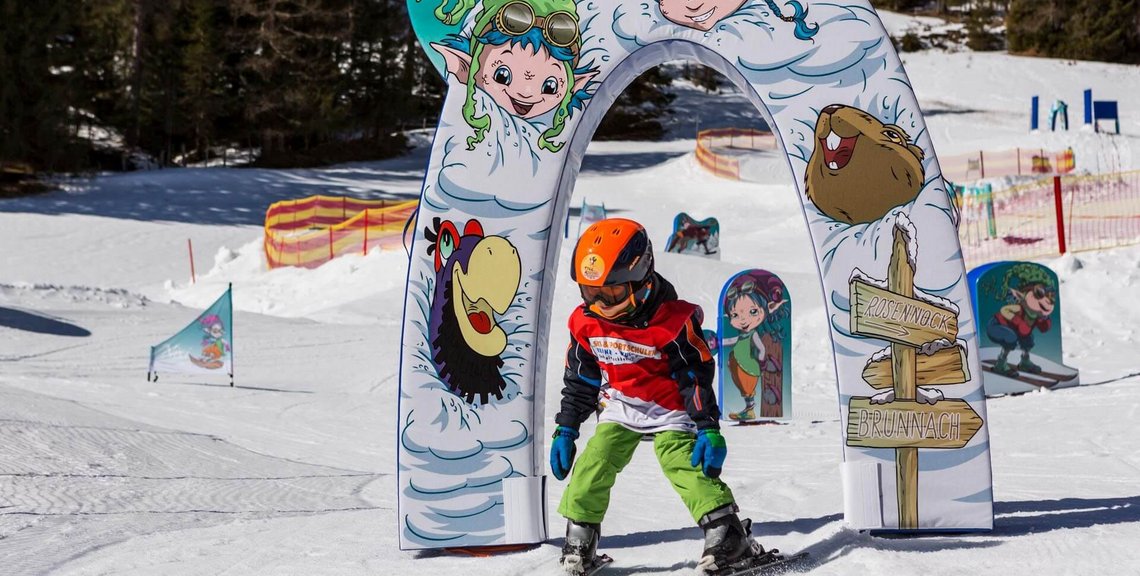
[[451, 236, 522, 357]]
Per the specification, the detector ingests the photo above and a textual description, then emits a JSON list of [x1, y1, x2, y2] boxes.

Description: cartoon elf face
[[430, 0, 597, 151], [729, 294, 765, 334], [658, 0, 746, 31], [1022, 285, 1056, 317], [478, 41, 569, 118], [208, 323, 225, 339]]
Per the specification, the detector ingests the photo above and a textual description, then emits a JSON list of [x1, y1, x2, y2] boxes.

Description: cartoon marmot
[[805, 104, 926, 224]]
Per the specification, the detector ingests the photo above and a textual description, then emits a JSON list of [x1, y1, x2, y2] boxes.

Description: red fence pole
[[1054, 176, 1067, 254], [363, 210, 369, 255], [187, 239, 196, 284]]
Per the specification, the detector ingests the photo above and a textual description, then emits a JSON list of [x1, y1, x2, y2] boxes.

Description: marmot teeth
[[826, 131, 841, 151]]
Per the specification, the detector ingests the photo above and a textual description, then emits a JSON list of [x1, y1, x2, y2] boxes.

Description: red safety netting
[[958, 171, 1140, 269]]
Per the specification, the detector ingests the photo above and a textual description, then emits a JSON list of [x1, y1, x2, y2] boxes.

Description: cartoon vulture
[[425, 217, 522, 405], [805, 104, 927, 225]]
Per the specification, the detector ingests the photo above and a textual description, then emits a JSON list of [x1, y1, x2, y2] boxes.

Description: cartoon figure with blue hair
[[431, 0, 599, 152], [657, 0, 817, 39]]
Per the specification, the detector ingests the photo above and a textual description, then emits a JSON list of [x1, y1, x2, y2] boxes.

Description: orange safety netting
[[263, 195, 418, 269], [695, 128, 777, 180], [958, 170, 1140, 269]]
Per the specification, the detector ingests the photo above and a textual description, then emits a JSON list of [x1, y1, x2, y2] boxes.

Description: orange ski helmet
[[571, 218, 655, 319]]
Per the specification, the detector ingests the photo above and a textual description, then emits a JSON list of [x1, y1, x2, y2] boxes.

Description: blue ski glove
[[691, 429, 727, 479], [550, 426, 580, 481]]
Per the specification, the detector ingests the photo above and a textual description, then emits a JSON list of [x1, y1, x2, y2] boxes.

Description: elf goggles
[[494, 1, 579, 48], [725, 280, 757, 301], [1031, 285, 1056, 300]]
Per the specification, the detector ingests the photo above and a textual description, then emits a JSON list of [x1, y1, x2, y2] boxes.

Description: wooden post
[[888, 227, 919, 529], [187, 239, 197, 284], [978, 150, 985, 179]]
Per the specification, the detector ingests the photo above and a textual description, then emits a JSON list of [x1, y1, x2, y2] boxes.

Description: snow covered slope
[[2, 19, 1140, 575]]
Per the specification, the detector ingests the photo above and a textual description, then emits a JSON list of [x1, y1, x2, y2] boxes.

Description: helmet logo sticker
[[580, 253, 605, 282]]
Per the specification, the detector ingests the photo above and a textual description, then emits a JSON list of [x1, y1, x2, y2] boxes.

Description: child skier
[[551, 218, 773, 575]]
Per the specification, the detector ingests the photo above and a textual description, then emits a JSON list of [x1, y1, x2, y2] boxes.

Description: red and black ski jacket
[[556, 274, 720, 432]]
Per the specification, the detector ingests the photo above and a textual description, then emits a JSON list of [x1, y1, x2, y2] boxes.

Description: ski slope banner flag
[[149, 285, 233, 378]]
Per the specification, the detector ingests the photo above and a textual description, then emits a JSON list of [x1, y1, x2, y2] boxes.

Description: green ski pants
[[558, 422, 736, 525]]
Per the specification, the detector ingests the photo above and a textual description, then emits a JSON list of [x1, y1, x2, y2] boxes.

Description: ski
[[980, 363, 1062, 388], [561, 553, 613, 576], [702, 551, 808, 576], [981, 359, 1076, 383]]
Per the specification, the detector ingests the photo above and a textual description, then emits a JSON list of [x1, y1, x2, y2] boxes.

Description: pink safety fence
[[941, 147, 1075, 182], [958, 171, 1140, 269]]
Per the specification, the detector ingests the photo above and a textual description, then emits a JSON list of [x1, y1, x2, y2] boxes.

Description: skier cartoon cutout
[[430, 0, 599, 151], [192, 314, 229, 369], [985, 264, 1056, 377]]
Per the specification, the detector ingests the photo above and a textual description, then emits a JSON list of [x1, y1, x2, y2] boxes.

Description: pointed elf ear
[[571, 69, 598, 94], [431, 43, 473, 84]]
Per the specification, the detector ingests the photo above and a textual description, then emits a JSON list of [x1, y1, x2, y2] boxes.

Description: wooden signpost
[[846, 223, 983, 529]]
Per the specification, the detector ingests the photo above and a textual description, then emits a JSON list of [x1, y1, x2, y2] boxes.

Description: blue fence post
[[1084, 89, 1093, 125], [1031, 96, 1039, 131]]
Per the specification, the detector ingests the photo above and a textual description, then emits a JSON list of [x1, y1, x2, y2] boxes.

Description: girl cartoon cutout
[[657, 0, 817, 39], [722, 272, 789, 420], [431, 0, 598, 152]]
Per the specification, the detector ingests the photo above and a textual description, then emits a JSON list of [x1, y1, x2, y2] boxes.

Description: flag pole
[[228, 283, 234, 387]]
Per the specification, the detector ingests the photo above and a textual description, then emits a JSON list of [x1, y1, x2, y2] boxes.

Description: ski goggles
[[493, 1, 580, 48], [580, 283, 633, 307], [1031, 285, 1056, 300], [725, 280, 758, 301]]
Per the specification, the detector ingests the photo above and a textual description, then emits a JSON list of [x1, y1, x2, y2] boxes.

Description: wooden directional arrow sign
[[850, 281, 958, 347], [845, 398, 983, 449], [862, 345, 971, 390]]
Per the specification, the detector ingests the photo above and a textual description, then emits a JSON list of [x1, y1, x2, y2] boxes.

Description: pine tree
[[594, 67, 676, 141], [0, 0, 85, 173]]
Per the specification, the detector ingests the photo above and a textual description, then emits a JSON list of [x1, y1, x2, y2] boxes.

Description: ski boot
[[697, 504, 758, 574], [1017, 353, 1042, 374], [561, 520, 608, 575], [991, 350, 1019, 377], [729, 397, 755, 421]]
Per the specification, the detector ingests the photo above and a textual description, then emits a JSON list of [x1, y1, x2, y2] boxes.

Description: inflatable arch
[[398, 0, 994, 550]]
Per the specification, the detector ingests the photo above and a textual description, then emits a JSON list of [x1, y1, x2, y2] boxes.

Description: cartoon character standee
[[657, 0, 818, 39], [985, 264, 1056, 377], [191, 314, 229, 370], [667, 220, 717, 255], [722, 273, 788, 420], [430, 0, 599, 151], [425, 216, 522, 404]]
